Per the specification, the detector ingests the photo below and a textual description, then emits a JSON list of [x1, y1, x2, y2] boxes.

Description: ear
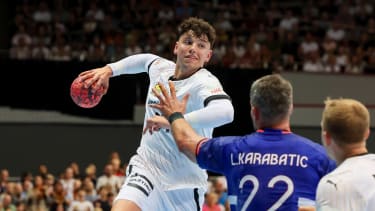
[[173, 42, 178, 55], [204, 50, 213, 63], [251, 106, 260, 121], [322, 130, 332, 146], [365, 128, 370, 140], [289, 103, 293, 115]]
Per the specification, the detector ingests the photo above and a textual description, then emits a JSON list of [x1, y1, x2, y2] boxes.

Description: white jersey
[[109, 54, 231, 190], [316, 154, 375, 211]]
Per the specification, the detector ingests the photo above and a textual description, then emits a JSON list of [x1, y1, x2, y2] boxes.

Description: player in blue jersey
[[77, 17, 234, 211], [151, 74, 336, 211]]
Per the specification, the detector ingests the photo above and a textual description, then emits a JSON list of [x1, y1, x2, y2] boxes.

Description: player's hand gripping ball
[[70, 77, 104, 108]]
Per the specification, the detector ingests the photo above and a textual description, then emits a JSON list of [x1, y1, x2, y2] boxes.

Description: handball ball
[[70, 77, 104, 108]]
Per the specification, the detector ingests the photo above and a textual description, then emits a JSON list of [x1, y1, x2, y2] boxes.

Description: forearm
[[184, 99, 234, 129], [108, 53, 159, 76], [170, 117, 206, 162]]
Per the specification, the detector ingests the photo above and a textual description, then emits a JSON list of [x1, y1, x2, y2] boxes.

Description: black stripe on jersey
[[147, 58, 159, 74], [128, 183, 150, 196], [127, 165, 133, 175], [135, 173, 154, 190], [203, 95, 231, 107], [127, 173, 154, 197], [194, 188, 200, 211]]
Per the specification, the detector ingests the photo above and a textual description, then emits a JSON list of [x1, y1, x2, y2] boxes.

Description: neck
[[335, 143, 368, 165], [174, 66, 202, 80], [257, 119, 290, 131]]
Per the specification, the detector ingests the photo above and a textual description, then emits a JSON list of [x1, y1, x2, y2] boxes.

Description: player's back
[[199, 128, 336, 211], [317, 154, 375, 211]]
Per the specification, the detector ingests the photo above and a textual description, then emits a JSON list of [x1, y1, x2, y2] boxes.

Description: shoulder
[[318, 162, 358, 191], [193, 68, 221, 81], [203, 135, 247, 150], [148, 55, 175, 77], [290, 133, 328, 153], [190, 68, 225, 92]]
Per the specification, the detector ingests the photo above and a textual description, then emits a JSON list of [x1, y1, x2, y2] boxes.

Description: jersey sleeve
[[196, 136, 238, 174], [108, 53, 160, 76], [195, 71, 231, 104]]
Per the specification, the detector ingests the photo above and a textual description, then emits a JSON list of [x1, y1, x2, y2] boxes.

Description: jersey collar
[[256, 128, 292, 134]]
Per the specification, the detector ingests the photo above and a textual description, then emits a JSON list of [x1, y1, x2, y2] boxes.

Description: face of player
[[174, 30, 212, 73]]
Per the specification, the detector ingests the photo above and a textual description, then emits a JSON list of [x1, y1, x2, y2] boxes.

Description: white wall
[[283, 72, 375, 127]]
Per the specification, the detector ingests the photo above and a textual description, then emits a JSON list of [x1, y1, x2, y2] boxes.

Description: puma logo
[[327, 180, 337, 190]]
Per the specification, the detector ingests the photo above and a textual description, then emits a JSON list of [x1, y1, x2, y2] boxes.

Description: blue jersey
[[197, 128, 336, 211]]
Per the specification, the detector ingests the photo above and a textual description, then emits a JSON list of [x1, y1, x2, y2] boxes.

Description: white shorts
[[114, 164, 206, 211]]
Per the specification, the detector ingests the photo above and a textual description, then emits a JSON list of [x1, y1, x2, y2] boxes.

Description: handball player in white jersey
[[77, 17, 234, 211], [316, 98, 375, 211]]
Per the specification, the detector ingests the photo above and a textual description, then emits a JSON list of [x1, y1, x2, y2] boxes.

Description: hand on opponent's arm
[[78, 65, 113, 94], [150, 81, 207, 162]]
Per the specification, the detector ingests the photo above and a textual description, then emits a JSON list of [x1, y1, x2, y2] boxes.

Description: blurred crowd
[[0, 152, 126, 211], [0, 151, 230, 211], [9, 0, 375, 74]]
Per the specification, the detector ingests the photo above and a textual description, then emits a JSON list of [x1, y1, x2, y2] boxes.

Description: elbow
[[223, 104, 234, 124]]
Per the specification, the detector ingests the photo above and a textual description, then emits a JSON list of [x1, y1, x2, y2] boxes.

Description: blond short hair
[[322, 98, 370, 145]]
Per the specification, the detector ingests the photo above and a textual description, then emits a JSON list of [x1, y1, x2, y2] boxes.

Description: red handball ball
[[70, 77, 104, 108]]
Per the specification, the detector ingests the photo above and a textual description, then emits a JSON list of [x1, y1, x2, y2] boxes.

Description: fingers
[[168, 81, 176, 100], [143, 119, 162, 135], [158, 82, 170, 102], [182, 93, 190, 106]]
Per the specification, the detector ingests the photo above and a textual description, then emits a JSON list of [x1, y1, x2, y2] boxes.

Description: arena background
[[0, 1, 374, 178]]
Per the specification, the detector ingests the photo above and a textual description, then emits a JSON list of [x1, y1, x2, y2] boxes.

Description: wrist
[[168, 112, 184, 124]]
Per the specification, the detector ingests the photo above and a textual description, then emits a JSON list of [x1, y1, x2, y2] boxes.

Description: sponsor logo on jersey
[[127, 173, 154, 197], [327, 180, 337, 190], [210, 87, 223, 94]]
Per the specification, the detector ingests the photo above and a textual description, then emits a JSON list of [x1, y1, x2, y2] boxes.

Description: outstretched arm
[[150, 81, 207, 162], [77, 53, 159, 94]]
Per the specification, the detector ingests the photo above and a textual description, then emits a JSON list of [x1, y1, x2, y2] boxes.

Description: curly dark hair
[[177, 17, 216, 48]]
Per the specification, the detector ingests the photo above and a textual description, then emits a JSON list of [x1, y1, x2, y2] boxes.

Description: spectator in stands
[[27, 175, 49, 211], [348, 53, 366, 74], [0, 169, 10, 194], [84, 163, 97, 186], [50, 181, 69, 211], [302, 51, 325, 73], [203, 192, 225, 211], [32, 2, 52, 23], [49, 35, 71, 61], [298, 31, 320, 61], [326, 21, 346, 43], [96, 164, 122, 196], [94, 186, 111, 211], [211, 177, 229, 210], [68, 188, 94, 211], [82, 177, 97, 203], [1, 193, 17, 211], [59, 167, 75, 203], [323, 53, 341, 73], [278, 9, 299, 40]]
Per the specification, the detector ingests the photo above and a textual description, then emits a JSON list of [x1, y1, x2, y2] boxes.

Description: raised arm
[[77, 53, 159, 94]]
